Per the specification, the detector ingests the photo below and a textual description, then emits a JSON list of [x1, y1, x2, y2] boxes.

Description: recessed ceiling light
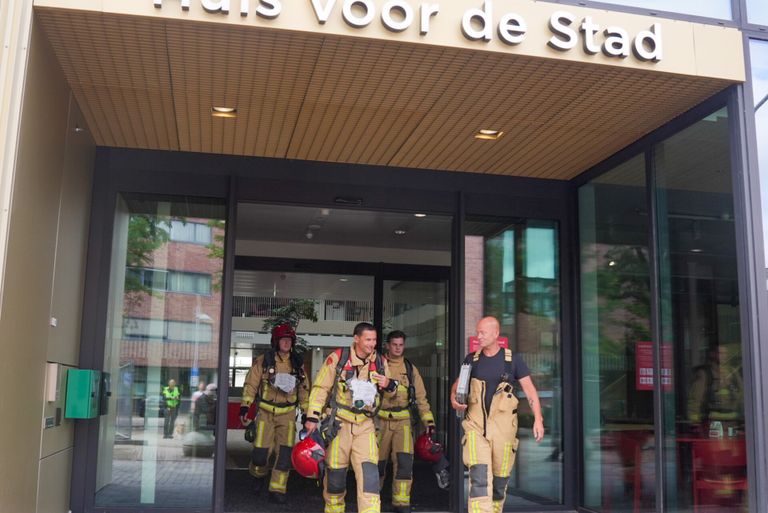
[[212, 106, 237, 118], [474, 129, 504, 140], [394, 229, 407, 236], [690, 248, 703, 253], [414, 213, 427, 218], [608, 260, 616, 267]]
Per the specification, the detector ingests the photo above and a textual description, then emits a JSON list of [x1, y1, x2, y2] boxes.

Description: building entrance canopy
[[35, 0, 743, 179]]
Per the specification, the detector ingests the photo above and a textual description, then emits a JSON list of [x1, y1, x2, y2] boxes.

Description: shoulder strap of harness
[[290, 350, 305, 381], [501, 348, 515, 384], [262, 349, 276, 373], [404, 358, 415, 404], [469, 349, 516, 384]]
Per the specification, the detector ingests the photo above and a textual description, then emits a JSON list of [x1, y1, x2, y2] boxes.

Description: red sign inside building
[[636, 341, 673, 391], [469, 336, 509, 352]]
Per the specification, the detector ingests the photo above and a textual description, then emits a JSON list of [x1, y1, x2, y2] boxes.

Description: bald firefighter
[[239, 324, 310, 503], [450, 317, 545, 513], [378, 330, 437, 513], [304, 322, 398, 513]]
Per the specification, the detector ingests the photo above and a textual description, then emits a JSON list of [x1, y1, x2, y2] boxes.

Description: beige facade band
[[35, 0, 744, 81]]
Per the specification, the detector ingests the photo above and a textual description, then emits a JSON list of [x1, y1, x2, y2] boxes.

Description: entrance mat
[[225, 461, 449, 512]]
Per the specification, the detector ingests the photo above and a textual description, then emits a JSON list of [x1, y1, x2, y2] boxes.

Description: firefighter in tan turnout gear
[[239, 324, 310, 503], [450, 317, 545, 513], [378, 330, 436, 513], [304, 322, 398, 513]]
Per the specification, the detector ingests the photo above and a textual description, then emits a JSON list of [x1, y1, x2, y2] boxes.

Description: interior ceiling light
[[339, 278, 349, 282], [690, 248, 703, 253], [212, 106, 237, 118], [414, 213, 427, 218], [394, 229, 407, 236], [474, 129, 504, 141]]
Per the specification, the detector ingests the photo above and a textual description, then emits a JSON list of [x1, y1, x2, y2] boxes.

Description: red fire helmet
[[271, 323, 296, 349], [415, 432, 444, 463], [291, 433, 326, 479]]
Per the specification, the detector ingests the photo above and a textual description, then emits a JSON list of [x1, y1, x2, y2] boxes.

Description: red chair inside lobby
[[691, 439, 747, 511], [602, 430, 651, 511]]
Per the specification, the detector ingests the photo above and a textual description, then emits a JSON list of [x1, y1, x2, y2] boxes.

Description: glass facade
[[654, 108, 747, 512], [580, 0, 731, 20], [94, 194, 226, 509], [465, 218, 563, 508], [752, 40, 768, 272], [579, 154, 655, 512], [747, 0, 768, 26], [579, 108, 748, 513]]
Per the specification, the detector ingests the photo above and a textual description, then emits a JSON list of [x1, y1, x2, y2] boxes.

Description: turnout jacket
[[379, 355, 435, 427], [241, 352, 310, 415], [308, 346, 393, 424]]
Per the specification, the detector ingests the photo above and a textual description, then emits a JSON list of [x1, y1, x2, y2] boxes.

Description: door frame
[[73, 149, 575, 513]]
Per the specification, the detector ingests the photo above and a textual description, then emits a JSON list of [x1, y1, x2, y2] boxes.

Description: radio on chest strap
[[472, 348, 515, 384]]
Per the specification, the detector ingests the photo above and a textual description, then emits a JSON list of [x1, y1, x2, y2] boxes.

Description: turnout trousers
[[323, 419, 381, 513], [248, 410, 296, 494], [462, 428, 519, 513], [377, 418, 414, 506]]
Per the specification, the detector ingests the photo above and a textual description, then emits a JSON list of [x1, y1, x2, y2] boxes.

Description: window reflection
[[654, 108, 747, 513], [95, 195, 226, 509], [579, 155, 655, 513], [465, 218, 563, 508]]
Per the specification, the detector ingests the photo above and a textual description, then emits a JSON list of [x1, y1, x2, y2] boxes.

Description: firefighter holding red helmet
[[239, 323, 310, 503], [378, 330, 446, 513], [304, 322, 397, 513]]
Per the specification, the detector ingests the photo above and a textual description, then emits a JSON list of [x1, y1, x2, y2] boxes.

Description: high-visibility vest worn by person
[[378, 354, 435, 507], [162, 386, 180, 408], [241, 350, 310, 494], [462, 348, 521, 513], [308, 347, 393, 513]]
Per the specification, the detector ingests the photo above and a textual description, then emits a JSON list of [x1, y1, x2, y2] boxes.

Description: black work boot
[[395, 506, 411, 513], [269, 491, 287, 504], [252, 477, 266, 494]]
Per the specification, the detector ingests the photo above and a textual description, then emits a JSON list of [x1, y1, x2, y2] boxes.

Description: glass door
[[94, 193, 227, 509], [382, 277, 450, 511], [464, 217, 563, 508]]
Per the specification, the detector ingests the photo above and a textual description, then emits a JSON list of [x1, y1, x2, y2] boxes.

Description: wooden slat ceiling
[[36, 8, 734, 180]]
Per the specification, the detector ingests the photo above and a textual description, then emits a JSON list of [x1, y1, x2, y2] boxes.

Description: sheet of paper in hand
[[347, 378, 377, 407], [274, 373, 297, 394]]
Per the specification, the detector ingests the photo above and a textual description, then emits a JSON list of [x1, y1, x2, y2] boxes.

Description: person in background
[[162, 378, 181, 439], [378, 330, 441, 513]]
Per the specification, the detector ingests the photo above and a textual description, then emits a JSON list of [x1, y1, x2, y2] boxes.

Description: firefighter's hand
[[533, 419, 545, 442], [450, 395, 467, 412], [304, 419, 318, 434], [239, 406, 250, 426], [372, 372, 390, 390]]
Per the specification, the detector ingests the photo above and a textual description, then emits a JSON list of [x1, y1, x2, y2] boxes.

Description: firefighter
[[239, 324, 310, 503], [378, 330, 437, 513], [304, 322, 398, 513], [450, 316, 545, 513]]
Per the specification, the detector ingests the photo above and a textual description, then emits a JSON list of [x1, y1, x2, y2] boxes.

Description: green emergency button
[[65, 369, 102, 419]]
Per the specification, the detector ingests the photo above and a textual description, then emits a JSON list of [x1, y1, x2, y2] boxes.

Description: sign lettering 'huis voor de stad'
[[154, 0, 663, 62]]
